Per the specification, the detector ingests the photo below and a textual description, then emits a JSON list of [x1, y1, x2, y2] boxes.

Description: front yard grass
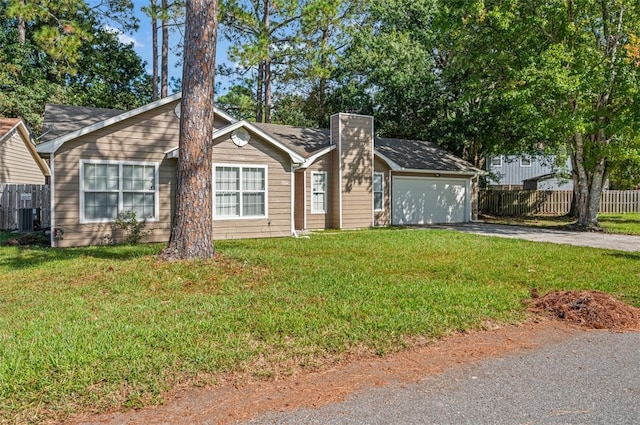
[[1, 228, 640, 423]]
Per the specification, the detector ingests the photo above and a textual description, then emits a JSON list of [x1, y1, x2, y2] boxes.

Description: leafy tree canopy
[[0, 0, 150, 131]]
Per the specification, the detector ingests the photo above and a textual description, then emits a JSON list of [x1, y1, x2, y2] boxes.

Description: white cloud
[[103, 25, 143, 48]]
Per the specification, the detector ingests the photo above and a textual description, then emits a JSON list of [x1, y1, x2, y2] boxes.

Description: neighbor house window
[[491, 156, 502, 167], [80, 161, 158, 223], [311, 172, 327, 214], [373, 172, 384, 211], [214, 165, 267, 218], [520, 155, 532, 167]]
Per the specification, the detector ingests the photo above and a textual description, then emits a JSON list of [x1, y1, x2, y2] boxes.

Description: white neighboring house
[[486, 154, 573, 190]]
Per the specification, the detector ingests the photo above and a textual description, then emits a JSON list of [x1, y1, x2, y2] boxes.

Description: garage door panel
[[392, 177, 467, 225]]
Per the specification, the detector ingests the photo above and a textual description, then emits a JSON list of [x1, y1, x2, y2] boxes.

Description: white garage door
[[392, 176, 468, 225]]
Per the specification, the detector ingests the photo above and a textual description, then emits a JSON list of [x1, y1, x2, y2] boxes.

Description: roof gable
[[165, 120, 306, 164], [251, 122, 331, 158], [36, 93, 238, 154], [0, 118, 50, 176]]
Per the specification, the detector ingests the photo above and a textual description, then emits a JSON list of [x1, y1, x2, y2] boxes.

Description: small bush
[[114, 211, 150, 244]]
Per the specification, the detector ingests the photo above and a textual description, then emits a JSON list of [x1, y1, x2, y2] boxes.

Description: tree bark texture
[[17, 0, 25, 43], [151, 0, 159, 100], [263, 0, 271, 123], [165, 0, 218, 260], [161, 0, 169, 98], [570, 132, 607, 229]]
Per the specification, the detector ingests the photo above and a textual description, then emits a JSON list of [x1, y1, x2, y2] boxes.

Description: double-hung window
[[373, 172, 384, 211], [214, 165, 267, 218], [311, 172, 327, 214], [81, 161, 158, 223]]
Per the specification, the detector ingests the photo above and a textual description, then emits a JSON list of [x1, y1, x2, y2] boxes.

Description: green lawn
[[482, 213, 640, 235], [2, 228, 640, 423]]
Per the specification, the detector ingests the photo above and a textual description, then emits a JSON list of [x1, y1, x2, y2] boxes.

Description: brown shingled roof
[[375, 137, 479, 173], [41, 104, 123, 142], [0, 118, 21, 136], [39, 102, 478, 174], [250, 122, 478, 173], [251, 122, 331, 158]]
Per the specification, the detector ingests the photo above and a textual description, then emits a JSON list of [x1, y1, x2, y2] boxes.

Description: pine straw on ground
[[529, 290, 640, 331]]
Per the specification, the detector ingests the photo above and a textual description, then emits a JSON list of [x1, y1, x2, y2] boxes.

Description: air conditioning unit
[[18, 208, 40, 232]]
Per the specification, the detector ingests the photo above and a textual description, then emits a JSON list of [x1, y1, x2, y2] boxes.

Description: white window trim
[[373, 172, 384, 212], [79, 159, 160, 224], [311, 171, 327, 214], [520, 155, 532, 167], [491, 156, 502, 167], [213, 163, 269, 220]]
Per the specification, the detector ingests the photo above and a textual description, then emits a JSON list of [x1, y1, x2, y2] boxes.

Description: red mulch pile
[[530, 290, 640, 331]]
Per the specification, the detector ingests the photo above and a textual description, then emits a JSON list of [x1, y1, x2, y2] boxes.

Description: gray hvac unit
[[18, 208, 40, 232]]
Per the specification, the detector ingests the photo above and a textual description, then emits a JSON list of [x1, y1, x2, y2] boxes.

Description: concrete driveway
[[440, 223, 640, 252]]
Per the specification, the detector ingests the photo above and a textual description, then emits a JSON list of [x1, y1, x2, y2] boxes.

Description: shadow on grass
[[0, 243, 163, 270], [601, 218, 640, 224], [606, 251, 640, 261]]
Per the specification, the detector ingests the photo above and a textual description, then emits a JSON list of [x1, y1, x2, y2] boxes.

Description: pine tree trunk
[[262, 0, 271, 123], [164, 0, 218, 260], [151, 0, 159, 101], [17, 0, 25, 43], [316, 26, 329, 127], [256, 62, 264, 122], [264, 57, 272, 123], [161, 0, 169, 97]]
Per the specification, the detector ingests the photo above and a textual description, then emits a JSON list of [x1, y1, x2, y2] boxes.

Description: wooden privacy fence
[[0, 184, 50, 230], [479, 190, 640, 216]]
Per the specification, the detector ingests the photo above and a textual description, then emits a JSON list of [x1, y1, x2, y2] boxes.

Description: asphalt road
[[243, 331, 640, 425]]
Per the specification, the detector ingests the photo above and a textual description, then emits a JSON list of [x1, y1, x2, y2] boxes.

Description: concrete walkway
[[441, 223, 640, 252]]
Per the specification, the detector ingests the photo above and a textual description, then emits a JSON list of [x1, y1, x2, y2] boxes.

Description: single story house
[[0, 117, 50, 184], [486, 154, 573, 190], [37, 93, 482, 248]]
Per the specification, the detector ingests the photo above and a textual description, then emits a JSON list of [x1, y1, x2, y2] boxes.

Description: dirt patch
[[67, 319, 582, 425], [2, 232, 49, 247], [529, 290, 640, 331]]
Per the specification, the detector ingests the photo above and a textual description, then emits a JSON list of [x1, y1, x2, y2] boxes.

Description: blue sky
[[96, 1, 233, 95]]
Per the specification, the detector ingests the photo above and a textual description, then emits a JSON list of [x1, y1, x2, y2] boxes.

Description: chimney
[[330, 113, 374, 229]]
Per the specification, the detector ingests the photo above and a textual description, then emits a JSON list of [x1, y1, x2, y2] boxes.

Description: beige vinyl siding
[[337, 114, 373, 229], [211, 132, 293, 240], [53, 100, 294, 247], [0, 130, 46, 184], [304, 156, 333, 230], [52, 101, 181, 247], [294, 171, 304, 230], [374, 157, 391, 226], [330, 116, 341, 228]]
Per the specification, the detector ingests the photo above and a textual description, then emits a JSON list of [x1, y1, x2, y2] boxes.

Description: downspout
[[370, 118, 375, 228], [338, 117, 343, 229], [466, 177, 472, 222], [49, 154, 56, 247], [388, 169, 393, 225], [303, 171, 307, 230], [290, 161, 295, 236]]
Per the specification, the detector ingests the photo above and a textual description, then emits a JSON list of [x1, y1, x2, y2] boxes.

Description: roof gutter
[[392, 168, 487, 177], [292, 144, 336, 170]]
